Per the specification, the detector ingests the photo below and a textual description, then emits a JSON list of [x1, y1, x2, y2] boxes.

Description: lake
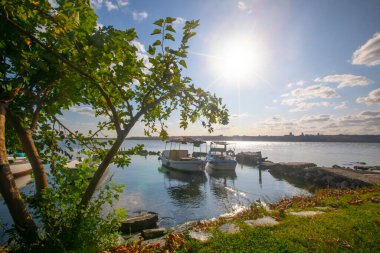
[[1, 140, 380, 238]]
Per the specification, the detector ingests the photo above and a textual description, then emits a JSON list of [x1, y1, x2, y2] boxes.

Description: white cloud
[[69, 106, 95, 116], [360, 111, 380, 117], [301, 114, 331, 123], [281, 85, 338, 112], [173, 17, 186, 27], [130, 40, 152, 68], [91, 0, 103, 9], [117, 0, 128, 6], [290, 85, 339, 99], [287, 80, 305, 88], [91, 0, 125, 11], [133, 11, 148, 22], [105, 0, 118, 11], [315, 74, 373, 88], [238, 1, 247, 11], [130, 40, 146, 52], [338, 113, 380, 126], [284, 101, 331, 112], [352, 32, 380, 66], [356, 88, 380, 105], [96, 22, 104, 30], [255, 111, 380, 135], [237, 1, 252, 14], [334, 101, 347, 110]]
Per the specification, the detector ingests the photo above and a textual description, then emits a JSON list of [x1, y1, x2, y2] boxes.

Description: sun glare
[[212, 37, 263, 82]]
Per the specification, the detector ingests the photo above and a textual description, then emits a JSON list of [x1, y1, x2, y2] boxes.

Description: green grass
[[184, 187, 380, 253]]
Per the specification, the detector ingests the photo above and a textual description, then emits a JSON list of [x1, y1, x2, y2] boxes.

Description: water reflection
[[158, 166, 207, 207], [206, 167, 237, 201]]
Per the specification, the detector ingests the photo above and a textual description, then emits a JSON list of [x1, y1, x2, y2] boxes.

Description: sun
[[212, 37, 263, 82]]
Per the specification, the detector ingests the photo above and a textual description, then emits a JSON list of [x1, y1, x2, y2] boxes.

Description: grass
[[183, 187, 380, 253], [108, 187, 380, 253]]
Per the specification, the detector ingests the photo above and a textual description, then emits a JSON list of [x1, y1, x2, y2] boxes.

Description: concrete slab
[[188, 231, 212, 242], [218, 223, 241, 234], [244, 216, 279, 227], [289, 211, 324, 217]]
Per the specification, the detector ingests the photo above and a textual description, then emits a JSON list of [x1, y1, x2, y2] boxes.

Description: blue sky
[[62, 0, 380, 137]]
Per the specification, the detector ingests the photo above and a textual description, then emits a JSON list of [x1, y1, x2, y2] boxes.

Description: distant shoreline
[[115, 135, 380, 143]]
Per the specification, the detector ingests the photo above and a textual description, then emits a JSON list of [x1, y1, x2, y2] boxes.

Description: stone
[[289, 211, 324, 217], [171, 220, 198, 234], [244, 216, 279, 227], [120, 212, 158, 234], [218, 223, 241, 234], [141, 228, 167, 240], [188, 231, 212, 242]]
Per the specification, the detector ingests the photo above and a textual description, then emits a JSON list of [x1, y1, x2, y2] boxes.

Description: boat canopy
[[166, 137, 206, 146]]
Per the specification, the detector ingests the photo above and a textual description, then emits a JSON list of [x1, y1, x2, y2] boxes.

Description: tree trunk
[[0, 103, 39, 244], [80, 131, 127, 208], [7, 110, 48, 196]]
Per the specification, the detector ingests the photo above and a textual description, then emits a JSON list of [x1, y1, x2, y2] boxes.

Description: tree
[[1, 0, 229, 250]]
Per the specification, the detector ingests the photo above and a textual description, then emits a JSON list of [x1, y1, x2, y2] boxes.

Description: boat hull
[[160, 156, 203, 172], [9, 158, 32, 178], [206, 159, 237, 170]]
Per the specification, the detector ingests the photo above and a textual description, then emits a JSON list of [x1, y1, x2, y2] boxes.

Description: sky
[[61, 0, 380, 137]]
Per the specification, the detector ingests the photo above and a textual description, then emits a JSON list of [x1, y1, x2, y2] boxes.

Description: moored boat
[[206, 142, 237, 170], [8, 156, 32, 178], [159, 137, 205, 172]]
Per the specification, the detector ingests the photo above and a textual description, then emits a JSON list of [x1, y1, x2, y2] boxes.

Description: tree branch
[[30, 83, 54, 131], [52, 116, 97, 152]]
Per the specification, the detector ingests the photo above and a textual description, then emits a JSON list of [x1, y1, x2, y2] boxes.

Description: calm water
[[1, 140, 380, 237]]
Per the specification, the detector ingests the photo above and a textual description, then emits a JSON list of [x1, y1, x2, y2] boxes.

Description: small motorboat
[[159, 137, 206, 172], [206, 142, 237, 170], [8, 156, 32, 178]]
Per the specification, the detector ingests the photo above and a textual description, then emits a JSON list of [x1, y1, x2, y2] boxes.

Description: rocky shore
[[260, 161, 379, 191]]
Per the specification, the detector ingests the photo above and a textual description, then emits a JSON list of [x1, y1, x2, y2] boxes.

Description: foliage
[[31, 157, 124, 252], [108, 233, 188, 253], [1, 0, 229, 251]]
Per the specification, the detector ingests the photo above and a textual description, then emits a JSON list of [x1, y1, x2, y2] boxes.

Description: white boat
[[159, 137, 205, 172], [206, 142, 237, 170], [8, 156, 32, 178]]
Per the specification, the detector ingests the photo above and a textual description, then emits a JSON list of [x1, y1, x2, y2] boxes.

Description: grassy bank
[[110, 186, 380, 253]]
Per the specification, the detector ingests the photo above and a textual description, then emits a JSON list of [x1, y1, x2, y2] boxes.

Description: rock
[[141, 228, 167, 240], [188, 231, 212, 242], [289, 211, 324, 217], [171, 220, 199, 234], [120, 212, 158, 234], [218, 223, 240, 234], [244, 216, 279, 227]]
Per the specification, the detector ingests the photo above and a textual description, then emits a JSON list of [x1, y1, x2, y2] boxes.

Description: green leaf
[[179, 59, 187, 68], [152, 40, 161, 47], [153, 19, 164, 27], [166, 25, 176, 33], [148, 45, 156, 55], [165, 17, 176, 23], [151, 28, 161, 35], [164, 33, 175, 41]]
